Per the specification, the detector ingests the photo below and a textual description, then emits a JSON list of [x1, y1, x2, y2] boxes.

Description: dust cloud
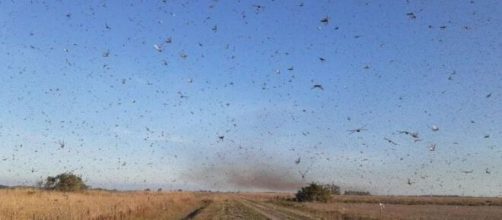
[[185, 160, 304, 192]]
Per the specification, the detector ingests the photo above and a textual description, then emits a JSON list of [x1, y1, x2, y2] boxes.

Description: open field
[[1, 189, 502, 219]]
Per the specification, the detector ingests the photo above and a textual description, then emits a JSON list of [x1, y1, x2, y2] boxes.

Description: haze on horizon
[[0, 0, 501, 196]]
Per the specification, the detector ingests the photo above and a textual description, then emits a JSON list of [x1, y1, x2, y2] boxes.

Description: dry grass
[[330, 195, 502, 206], [273, 195, 502, 220], [0, 188, 204, 220], [301, 202, 502, 220]]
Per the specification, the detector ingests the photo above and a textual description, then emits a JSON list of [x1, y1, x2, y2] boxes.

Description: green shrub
[[42, 172, 88, 192], [295, 183, 332, 202]]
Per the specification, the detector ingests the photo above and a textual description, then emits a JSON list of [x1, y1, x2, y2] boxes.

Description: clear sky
[[0, 0, 501, 196]]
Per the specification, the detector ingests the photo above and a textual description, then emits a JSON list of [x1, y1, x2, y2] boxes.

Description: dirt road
[[187, 199, 325, 220]]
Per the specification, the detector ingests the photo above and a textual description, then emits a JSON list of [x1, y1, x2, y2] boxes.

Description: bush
[[295, 183, 332, 202], [41, 173, 88, 192]]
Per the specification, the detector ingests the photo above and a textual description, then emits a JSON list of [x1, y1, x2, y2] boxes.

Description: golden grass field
[[0, 188, 206, 220], [1, 188, 502, 219]]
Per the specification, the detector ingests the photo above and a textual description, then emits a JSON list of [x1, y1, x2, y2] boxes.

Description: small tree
[[295, 183, 332, 202], [42, 173, 88, 192]]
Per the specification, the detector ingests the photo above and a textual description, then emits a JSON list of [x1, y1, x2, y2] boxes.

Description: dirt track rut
[[186, 199, 317, 220]]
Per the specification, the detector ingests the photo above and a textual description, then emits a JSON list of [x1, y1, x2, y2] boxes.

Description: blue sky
[[0, 0, 501, 196]]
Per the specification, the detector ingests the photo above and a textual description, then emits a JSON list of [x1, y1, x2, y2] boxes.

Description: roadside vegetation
[[295, 183, 333, 202], [0, 188, 203, 219]]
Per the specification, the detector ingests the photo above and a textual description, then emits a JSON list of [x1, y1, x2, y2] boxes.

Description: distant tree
[[145, 188, 151, 192], [42, 173, 88, 192], [157, 188, 162, 192], [295, 183, 332, 202], [344, 190, 371, 196]]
